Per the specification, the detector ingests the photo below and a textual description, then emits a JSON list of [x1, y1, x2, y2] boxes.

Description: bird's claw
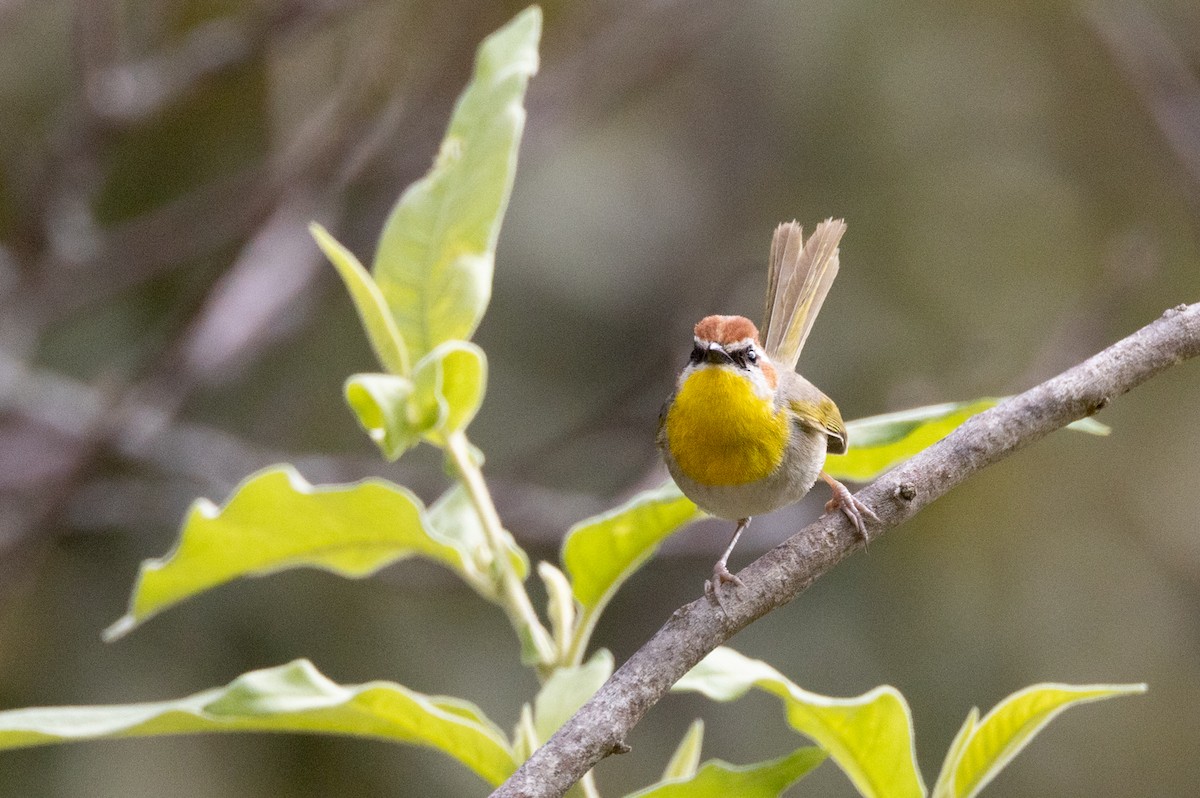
[[704, 562, 744, 606], [823, 477, 879, 539]]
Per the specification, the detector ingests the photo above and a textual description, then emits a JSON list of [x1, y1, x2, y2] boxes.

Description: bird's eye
[[746, 348, 758, 364]]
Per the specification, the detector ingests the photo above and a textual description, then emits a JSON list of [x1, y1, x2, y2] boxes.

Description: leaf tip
[[101, 614, 136, 643]]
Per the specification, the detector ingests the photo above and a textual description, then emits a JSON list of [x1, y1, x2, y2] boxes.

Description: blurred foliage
[[0, 0, 1198, 796]]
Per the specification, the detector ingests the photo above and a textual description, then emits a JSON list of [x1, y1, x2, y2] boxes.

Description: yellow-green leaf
[[625, 748, 827, 798], [828, 399, 1109, 482], [562, 480, 701, 611], [538, 562, 577, 663], [931, 708, 978, 798], [674, 647, 924, 798], [417, 341, 487, 445], [939, 683, 1146, 798], [310, 223, 408, 375], [532, 649, 614, 743], [428, 482, 528, 589], [661, 719, 705, 781], [104, 466, 486, 639], [344, 342, 487, 459], [560, 481, 701, 664], [511, 703, 538, 763], [371, 7, 540, 361], [344, 373, 422, 459], [0, 659, 517, 787]]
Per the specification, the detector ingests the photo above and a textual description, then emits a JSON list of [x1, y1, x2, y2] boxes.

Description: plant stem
[[446, 431, 556, 669], [564, 607, 600, 668]]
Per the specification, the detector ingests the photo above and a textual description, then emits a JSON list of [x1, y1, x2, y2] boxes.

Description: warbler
[[657, 219, 877, 598]]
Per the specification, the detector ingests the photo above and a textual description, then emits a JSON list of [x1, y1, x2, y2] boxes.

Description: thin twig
[[491, 301, 1200, 797]]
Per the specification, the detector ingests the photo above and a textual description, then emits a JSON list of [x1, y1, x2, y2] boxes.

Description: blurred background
[[1, 0, 1198, 795]]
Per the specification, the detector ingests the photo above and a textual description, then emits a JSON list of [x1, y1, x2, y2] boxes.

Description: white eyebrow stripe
[[693, 337, 757, 349]]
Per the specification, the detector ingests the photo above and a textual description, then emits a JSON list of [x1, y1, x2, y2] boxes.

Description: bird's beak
[[702, 344, 734, 365]]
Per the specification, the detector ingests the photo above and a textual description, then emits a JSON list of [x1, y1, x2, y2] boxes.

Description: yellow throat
[[665, 366, 789, 486]]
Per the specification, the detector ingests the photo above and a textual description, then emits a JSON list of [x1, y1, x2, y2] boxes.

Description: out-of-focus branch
[[491, 302, 1200, 798]]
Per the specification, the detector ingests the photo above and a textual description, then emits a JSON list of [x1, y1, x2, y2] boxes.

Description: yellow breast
[[665, 367, 789, 486]]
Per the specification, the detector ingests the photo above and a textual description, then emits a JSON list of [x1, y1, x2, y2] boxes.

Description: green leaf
[[538, 562, 577, 663], [344, 373, 422, 459], [931, 708, 978, 798], [371, 6, 540, 361], [661, 719, 705, 781], [428, 482, 529, 585], [417, 341, 488, 445], [937, 683, 1146, 798], [625, 748, 827, 798], [104, 466, 495, 640], [560, 481, 701, 663], [511, 703, 538, 763], [0, 659, 517, 787], [533, 649, 614, 743], [827, 400, 997, 482], [310, 223, 409, 375], [344, 342, 487, 459], [562, 481, 701, 611], [1066, 416, 1111, 435], [674, 647, 924, 798], [827, 398, 1109, 482]]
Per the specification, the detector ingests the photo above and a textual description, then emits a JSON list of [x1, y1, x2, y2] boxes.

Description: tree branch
[[491, 301, 1200, 798]]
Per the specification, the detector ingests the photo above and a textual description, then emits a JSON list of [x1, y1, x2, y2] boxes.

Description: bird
[[657, 218, 877, 600]]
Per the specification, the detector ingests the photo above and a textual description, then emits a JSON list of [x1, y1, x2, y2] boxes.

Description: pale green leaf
[[344, 373, 423, 459], [561, 481, 701, 664], [533, 649, 614, 743], [417, 341, 488, 445], [1066, 416, 1111, 435], [674, 647, 924, 798], [310, 223, 408, 375], [827, 399, 1110, 482], [344, 342, 487, 458], [428, 482, 528, 587], [0, 659, 517, 786], [562, 480, 701, 611], [104, 466, 482, 640], [538, 562, 577, 663], [946, 683, 1145, 798], [931, 707, 978, 798], [661, 719, 705, 781], [626, 748, 827, 798], [511, 703, 538, 763], [371, 7, 540, 361]]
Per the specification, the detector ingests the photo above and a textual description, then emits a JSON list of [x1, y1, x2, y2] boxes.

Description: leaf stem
[[446, 431, 556, 669], [564, 608, 600, 668]]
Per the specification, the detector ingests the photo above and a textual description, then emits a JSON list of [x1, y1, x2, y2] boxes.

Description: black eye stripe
[[728, 346, 756, 369], [689, 343, 757, 368]]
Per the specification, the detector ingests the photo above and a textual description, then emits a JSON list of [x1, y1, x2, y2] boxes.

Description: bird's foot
[[704, 561, 744, 606], [821, 472, 879, 540]]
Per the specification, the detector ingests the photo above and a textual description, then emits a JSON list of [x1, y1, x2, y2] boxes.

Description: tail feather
[[762, 218, 846, 371]]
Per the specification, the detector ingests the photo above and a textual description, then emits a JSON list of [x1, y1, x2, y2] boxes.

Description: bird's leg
[[821, 472, 879, 539], [706, 517, 750, 603]]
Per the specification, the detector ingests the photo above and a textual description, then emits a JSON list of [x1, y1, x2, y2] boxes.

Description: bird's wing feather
[[762, 218, 846, 372]]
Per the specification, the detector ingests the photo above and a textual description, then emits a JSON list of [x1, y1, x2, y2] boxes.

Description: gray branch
[[491, 301, 1200, 798]]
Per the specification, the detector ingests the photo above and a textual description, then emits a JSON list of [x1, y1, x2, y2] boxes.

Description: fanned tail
[[762, 218, 846, 371]]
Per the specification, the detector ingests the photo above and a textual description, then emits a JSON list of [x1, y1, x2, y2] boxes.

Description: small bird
[[657, 219, 877, 599]]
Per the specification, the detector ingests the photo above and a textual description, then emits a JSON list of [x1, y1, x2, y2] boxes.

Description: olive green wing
[[787, 395, 847, 455]]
